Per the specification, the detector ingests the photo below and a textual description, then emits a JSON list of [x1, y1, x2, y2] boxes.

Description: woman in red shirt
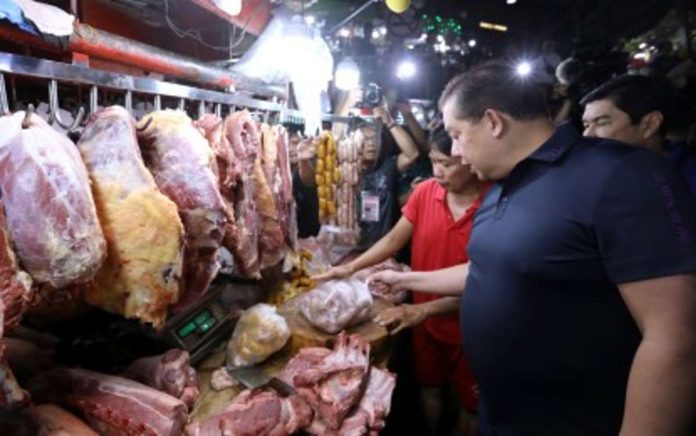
[[315, 126, 488, 436]]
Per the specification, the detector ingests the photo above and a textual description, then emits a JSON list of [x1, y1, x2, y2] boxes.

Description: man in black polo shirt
[[369, 60, 696, 436]]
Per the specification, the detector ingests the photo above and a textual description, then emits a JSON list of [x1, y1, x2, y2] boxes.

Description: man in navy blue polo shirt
[[369, 59, 696, 436]]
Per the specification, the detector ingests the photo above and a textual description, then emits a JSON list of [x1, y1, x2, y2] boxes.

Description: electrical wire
[[163, 0, 259, 52]]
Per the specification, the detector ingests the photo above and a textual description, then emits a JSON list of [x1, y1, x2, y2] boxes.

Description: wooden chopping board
[[277, 294, 394, 355]]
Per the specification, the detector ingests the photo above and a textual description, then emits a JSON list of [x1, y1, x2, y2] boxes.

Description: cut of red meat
[[31, 404, 98, 436], [222, 111, 261, 278], [0, 111, 105, 289], [28, 367, 187, 436], [292, 332, 371, 429], [185, 389, 313, 436], [137, 110, 225, 311], [0, 201, 32, 337], [122, 349, 199, 410]]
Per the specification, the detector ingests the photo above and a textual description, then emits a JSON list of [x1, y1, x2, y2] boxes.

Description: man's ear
[[483, 109, 506, 138], [639, 111, 664, 139]]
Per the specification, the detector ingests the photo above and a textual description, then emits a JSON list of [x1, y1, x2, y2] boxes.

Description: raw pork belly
[[29, 367, 188, 436], [77, 106, 184, 327]]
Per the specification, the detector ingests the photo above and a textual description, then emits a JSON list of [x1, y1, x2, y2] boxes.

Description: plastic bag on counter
[[299, 278, 373, 334], [226, 303, 291, 367]]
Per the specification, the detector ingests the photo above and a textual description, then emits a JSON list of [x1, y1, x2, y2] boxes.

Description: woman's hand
[[312, 264, 354, 281], [374, 304, 427, 334]]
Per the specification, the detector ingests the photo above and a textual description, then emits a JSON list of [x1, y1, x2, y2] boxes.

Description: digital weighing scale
[[162, 279, 262, 364]]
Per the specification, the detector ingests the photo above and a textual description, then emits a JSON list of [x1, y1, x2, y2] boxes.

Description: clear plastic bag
[[226, 303, 291, 367]]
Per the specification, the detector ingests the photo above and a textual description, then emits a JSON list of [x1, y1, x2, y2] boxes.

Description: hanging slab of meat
[[223, 111, 261, 278], [31, 404, 98, 436], [299, 278, 373, 334], [28, 367, 188, 436], [77, 106, 184, 328], [122, 348, 199, 410], [256, 124, 285, 270], [0, 111, 106, 289], [0, 202, 32, 336], [185, 388, 313, 436], [274, 125, 298, 252], [291, 332, 371, 430], [136, 110, 225, 311], [196, 115, 240, 275]]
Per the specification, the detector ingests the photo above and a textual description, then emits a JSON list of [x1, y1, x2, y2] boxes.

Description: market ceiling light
[[372, 29, 381, 39], [468, 39, 477, 47], [212, 0, 242, 15], [506, 0, 517, 4], [515, 61, 532, 77], [396, 60, 416, 80], [480, 21, 508, 32], [335, 56, 361, 90], [338, 27, 351, 38], [305, 15, 316, 25]]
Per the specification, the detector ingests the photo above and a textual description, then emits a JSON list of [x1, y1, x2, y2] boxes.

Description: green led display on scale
[[178, 322, 197, 338], [178, 309, 216, 338]]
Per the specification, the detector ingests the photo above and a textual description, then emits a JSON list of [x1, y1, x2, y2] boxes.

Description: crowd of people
[[287, 44, 696, 436]]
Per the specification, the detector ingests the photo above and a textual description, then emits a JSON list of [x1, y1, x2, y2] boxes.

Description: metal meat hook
[[48, 79, 85, 132], [0, 74, 9, 115]]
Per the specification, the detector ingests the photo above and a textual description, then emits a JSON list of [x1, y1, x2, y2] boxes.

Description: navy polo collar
[[527, 123, 581, 163]]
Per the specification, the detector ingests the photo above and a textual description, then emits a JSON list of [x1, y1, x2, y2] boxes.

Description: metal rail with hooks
[[0, 52, 285, 124], [0, 52, 373, 130]]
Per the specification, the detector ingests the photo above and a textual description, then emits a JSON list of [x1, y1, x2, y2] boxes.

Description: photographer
[[359, 96, 420, 249]]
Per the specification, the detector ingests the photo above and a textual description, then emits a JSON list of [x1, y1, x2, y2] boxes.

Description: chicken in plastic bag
[[226, 303, 291, 367], [300, 278, 373, 334]]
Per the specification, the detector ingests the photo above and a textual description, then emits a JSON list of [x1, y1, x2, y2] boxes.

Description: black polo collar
[[527, 123, 581, 163]]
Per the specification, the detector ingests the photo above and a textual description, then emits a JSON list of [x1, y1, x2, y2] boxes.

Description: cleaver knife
[[226, 365, 296, 397]]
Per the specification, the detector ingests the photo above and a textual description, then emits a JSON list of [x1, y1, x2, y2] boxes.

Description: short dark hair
[[580, 75, 674, 134], [438, 59, 550, 121], [429, 125, 453, 156]]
